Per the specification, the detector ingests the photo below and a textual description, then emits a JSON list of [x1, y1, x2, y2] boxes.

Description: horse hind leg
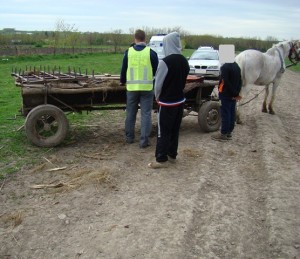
[[262, 85, 269, 113], [268, 100, 275, 114], [268, 83, 278, 115]]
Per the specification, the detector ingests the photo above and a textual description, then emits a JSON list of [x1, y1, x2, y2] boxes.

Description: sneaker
[[126, 139, 134, 144], [211, 133, 229, 142], [227, 133, 232, 140], [148, 161, 168, 169], [140, 143, 150, 149], [168, 156, 176, 163]]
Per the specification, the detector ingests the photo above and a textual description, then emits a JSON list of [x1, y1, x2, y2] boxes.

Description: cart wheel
[[25, 104, 69, 147], [198, 101, 221, 132]]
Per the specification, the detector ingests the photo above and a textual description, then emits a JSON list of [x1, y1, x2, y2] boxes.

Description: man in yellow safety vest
[[120, 29, 159, 148]]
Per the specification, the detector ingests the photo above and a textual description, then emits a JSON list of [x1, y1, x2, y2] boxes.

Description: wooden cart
[[12, 70, 220, 147]]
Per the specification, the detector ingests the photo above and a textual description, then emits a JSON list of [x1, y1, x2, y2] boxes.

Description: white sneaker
[[147, 161, 168, 169], [168, 157, 176, 163]]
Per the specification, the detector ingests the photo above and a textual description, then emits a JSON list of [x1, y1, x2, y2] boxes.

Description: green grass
[[0, 50, 299, 178], [287, 61, 300, 72]]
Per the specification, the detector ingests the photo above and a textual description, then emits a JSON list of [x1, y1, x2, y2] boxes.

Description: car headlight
[[207, 66, 219, 69], [189, 65, 195, 68]]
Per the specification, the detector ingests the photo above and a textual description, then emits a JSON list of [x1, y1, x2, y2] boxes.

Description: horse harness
[[238, 88, 265, 107], [287, 41, 300, 67], [275, 41, 299, 71], [275, 48, 285, 73]]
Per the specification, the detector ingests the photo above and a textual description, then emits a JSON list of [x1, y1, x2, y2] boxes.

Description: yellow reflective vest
[[126, 46, 153, 91]]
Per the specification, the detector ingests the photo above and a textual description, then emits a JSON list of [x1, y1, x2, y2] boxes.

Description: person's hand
[[233, 95, 242, 101]]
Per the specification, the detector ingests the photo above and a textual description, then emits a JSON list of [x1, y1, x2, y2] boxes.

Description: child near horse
[[211, 45, 242, 142]]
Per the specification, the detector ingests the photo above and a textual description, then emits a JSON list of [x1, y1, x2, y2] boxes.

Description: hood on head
[[163, 32, 182, 56]]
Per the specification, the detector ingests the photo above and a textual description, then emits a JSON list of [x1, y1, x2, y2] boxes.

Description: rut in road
[[180, 70, 300, 259], [180, 116, 271, 258]]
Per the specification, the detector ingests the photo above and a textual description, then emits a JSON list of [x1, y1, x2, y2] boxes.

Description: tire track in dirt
[[257, 70, 300, 258], [180, 70, 300, 258], [257, 115, 300, 258], [180, 117, 271, 258]]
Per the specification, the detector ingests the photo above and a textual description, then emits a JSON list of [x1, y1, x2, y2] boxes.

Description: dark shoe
[[211, 133, 229, 142], [126, 139, 134, 144], [140, 143, 150, 149], [227, 133, 232, 140]]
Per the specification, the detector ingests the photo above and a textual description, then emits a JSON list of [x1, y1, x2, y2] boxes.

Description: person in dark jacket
[[120, 29, 158, 148], [211, 61, 242, 141], [148, 32, 190, 169]]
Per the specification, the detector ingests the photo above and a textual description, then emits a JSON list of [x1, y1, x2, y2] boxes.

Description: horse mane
[[266, 40, 291, 55], [266, 47, 276, 55]]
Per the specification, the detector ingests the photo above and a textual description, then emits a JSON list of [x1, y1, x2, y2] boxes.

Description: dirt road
[[1, 70, 299, 258]]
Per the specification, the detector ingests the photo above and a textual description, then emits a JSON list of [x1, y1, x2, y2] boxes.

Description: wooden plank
[[21, 85, 126, 95]]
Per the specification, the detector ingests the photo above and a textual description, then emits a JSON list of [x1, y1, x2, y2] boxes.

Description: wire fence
[[0, 46, 125, 56]]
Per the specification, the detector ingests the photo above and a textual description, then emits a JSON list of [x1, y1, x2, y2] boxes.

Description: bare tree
[[110, 29, 123, 53], [52, 19, 78, 55]]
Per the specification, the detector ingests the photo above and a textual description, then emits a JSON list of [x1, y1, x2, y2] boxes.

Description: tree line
[[0, 23, 279, 56]]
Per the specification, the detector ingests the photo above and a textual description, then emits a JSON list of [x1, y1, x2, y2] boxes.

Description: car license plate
[[195, 69, 206, 74]]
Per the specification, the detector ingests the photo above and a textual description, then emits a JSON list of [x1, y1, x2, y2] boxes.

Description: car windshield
[[151, 47, 165, 57], [150, 41, 163, 47], [155, 48, 164, 55], [190, 51, 219, 60]]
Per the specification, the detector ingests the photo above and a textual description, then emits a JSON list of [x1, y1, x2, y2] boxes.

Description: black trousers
[[155, 104, 184, 162]]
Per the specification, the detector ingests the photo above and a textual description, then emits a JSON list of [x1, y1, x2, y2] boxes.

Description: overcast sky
[[1, 0, 299, 40]]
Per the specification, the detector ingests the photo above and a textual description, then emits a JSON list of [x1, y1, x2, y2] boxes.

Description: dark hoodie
[[154, 32, 190, 106], [218, 62, 242, 98]]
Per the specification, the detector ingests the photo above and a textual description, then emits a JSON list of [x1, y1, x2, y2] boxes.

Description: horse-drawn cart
[[11, 69, 220, 147]]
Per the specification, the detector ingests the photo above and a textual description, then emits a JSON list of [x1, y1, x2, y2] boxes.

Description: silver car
[[188, 49, 221, 79]]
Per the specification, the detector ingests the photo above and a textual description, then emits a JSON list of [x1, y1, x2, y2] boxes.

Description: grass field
[[0, 50, 299, 178]]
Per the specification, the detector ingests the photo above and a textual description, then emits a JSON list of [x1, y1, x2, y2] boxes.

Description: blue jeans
[[219, 95, 236, 135], [125, 90, 154, 146]]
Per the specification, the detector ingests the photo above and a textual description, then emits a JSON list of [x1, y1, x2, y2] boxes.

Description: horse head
[[288, 40, 300, 64]]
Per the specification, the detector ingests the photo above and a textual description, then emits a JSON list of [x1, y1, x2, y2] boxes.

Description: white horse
[[235, 40, 299, 123]]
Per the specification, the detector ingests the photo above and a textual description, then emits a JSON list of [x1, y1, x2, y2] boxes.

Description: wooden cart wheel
[[25, 105, 69, 147], [198, 101, 221, 132]]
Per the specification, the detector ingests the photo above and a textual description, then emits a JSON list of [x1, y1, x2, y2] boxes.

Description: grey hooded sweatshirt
[[154, 32, 190, 106]]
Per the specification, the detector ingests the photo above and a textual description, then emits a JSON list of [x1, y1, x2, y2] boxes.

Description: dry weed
[[0, 211, 23, 228], [182, 148, 203, 158], [30, 168, 113, 194]]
